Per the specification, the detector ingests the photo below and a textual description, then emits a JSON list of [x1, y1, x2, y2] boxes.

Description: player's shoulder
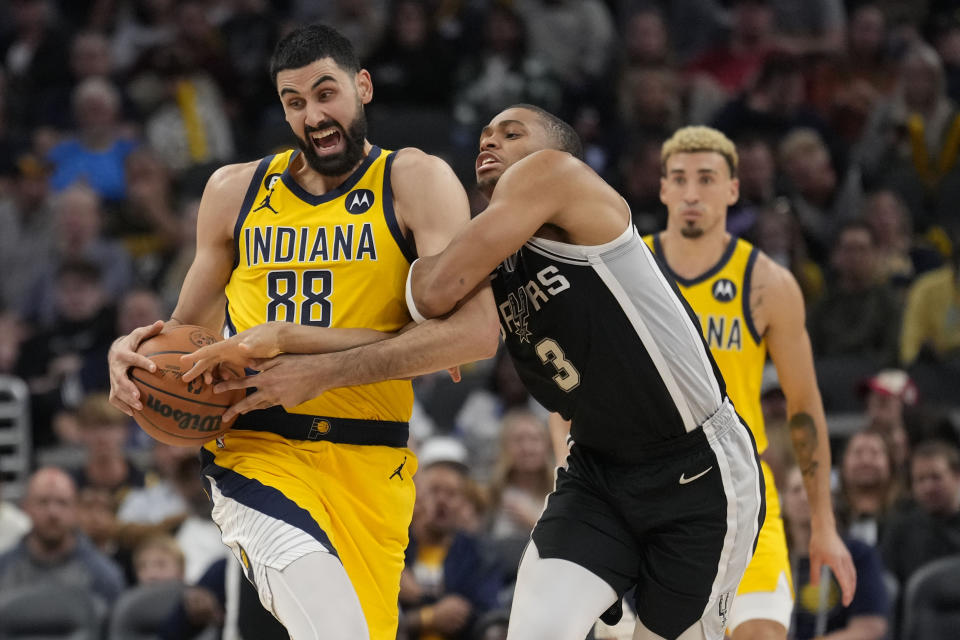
[[389, 147, 457, 180], [205, 159, 264, 195], [750, 248, 804, 311]]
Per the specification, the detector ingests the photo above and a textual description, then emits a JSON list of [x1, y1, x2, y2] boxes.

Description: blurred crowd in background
[[1, 0, 960, 639]]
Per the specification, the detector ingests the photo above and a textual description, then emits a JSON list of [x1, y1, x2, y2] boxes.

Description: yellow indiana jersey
[[645, 234, 769, 453], [224, 146, 415, 422]]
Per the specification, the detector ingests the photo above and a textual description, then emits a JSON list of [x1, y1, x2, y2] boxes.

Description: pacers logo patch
[[712, 278, 737, 302], [345, 189, 374, 214]]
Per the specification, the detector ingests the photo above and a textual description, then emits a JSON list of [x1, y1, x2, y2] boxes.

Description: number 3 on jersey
[[266, 269, 332, 326], [535, 338, 580, 391]]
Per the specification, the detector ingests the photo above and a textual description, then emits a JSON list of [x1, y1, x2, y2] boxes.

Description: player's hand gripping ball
[[130, 325, 244, 445]]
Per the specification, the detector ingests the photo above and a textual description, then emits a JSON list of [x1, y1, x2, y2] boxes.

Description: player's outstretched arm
[[107, 162, 256, 415], [181, 322, 395, 383], [762, 255, 857, 605]]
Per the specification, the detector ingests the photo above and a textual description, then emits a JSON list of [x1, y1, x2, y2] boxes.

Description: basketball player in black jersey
[[407, 105, 766, 640], [202, 104, 765, 639]]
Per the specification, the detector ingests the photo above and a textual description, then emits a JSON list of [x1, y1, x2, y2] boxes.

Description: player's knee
[[729, 618, 787, 640]]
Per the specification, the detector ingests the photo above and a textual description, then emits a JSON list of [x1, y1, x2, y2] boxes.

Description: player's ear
[[728, 177, 740, 206], [356, 69, 373, 105]]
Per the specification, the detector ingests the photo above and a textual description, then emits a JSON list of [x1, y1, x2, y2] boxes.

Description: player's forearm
[[276, 323, 394, 354], [319, 288, 500, 385], [787, 400, 836, 525], [413, 253, 477, 318]]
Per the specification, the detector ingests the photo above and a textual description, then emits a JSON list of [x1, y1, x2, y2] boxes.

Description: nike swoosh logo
[[679, 466, 713, 484]]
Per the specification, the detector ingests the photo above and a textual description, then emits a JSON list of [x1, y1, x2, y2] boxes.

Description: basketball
[[130, 324, 244, 446]]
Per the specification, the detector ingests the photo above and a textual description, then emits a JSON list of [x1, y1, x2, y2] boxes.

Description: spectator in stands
[[834, 427, 905, 546], [0, 153, 55, 312], [807, 221, 901, 360], [455, 348, 547, 484], [109, 0, 178, 73], [0, 467, 125, 606], [47, 77, 138, 203], [170, 455, 228, 582], [685, 0, 774, 95], [769, 0, 846, 56], [291, 0, 385, 61], [863, 189, 942, 291], [0, 0, 71, 130], [619, 136, 668, 234], [23, 183, 132, 324], [15, 260, 117, 447], [36, 30, 129, 130], [783, 465, 889, 640], [452, 5, 562, 143], [727, 136, 777, 238], [881, 439, 960, 585], [512, 0, 615, 96], [155, 197, 199, 313], [856, 43, 960, 231], [899, 248, 960, 366], [160, 557, 226, 640], [400, 439, 503, 639], [809, 3, 894, 145], [619, 65, 682, 139], [365, 0, 456, 107], [778, 128, 864, 261], [859, 368, 918, 473], [117, 441, 193, 529], [75, 485, 127, 576], [73, 393, 145, 502], [133, 534, 185, 585], [621, 5, 671, 68], [711, 53, 831, 150], [486, 410, 553, 542], [0, 478, 30, 555], [219, 0, 285, 154], [115, 148, 180, 253], [117, 288, 166, 338], [754, 201, 826, 305], [138, 45, 235, 172]]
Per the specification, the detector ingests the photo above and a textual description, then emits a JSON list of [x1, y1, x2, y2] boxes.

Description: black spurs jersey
[[490, 224, 729, 461]]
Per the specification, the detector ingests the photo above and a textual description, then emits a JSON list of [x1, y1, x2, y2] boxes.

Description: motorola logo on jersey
[[712, 278, 737, 302], [264, 173, 282, 190], [345, 189, 375, 214]]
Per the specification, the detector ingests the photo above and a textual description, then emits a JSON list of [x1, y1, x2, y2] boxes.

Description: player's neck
[[291, 141, 374, 195], [660, 229, 731, 281]]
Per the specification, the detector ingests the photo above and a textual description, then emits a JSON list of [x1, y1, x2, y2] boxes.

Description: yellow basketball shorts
[[728, 459, 794, 631], [200, 430, 417, 640]]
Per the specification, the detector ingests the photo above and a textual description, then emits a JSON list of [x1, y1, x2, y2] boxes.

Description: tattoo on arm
[[789, 412, 820, 479]]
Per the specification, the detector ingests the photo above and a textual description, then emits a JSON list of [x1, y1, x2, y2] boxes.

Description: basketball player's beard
[[297, 109, 368, 177], [680, 222, 704, 239]]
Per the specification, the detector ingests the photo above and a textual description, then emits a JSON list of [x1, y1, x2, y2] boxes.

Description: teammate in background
[[107, 24, 498, 640], [203, 105, 765, 639], [647, 126, 856, 640]]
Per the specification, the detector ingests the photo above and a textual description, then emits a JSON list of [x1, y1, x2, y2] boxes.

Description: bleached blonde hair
[[661, 126, 738, 177]]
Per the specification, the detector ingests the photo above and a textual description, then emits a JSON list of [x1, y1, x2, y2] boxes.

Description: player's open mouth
[[476, 152, 501, 172], [310, 127, 344, 155]]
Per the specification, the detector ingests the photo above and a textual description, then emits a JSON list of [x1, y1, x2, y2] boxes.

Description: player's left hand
[[214, 353, 330, 421], [181, 322, 285, 384], [809, 524, 857, 606]]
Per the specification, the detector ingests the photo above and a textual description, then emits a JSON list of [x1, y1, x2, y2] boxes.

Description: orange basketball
[[130, 324, 244, 446]]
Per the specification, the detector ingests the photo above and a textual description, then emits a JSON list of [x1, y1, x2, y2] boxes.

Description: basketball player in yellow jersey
[[106, 24, 498, 640], [650, 126, 855, 640]]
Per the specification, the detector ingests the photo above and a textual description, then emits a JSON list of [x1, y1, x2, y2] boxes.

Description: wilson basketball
[[130, 324, 244, 446]]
